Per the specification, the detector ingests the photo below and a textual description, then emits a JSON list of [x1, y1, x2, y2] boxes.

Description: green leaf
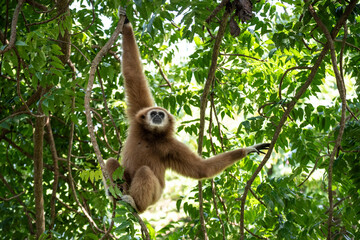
[[15, 41, 27, 46], [183, 105, 192, 116]]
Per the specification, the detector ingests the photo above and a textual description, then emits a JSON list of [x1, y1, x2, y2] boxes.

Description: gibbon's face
[[136, 107, 174, 133]]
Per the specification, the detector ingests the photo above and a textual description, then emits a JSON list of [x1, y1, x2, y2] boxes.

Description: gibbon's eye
[[158, 112, 165, 118], [150, 111, 157, 117], [141, 115, 145, 119]]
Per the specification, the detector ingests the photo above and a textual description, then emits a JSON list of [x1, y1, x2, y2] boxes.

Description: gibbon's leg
[[127, 166, 163, 213], [104, 158, 122, 198], [122, 22, 154, 119]]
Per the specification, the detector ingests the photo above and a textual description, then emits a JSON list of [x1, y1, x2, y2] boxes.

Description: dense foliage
[[1, 0, 359, 239]]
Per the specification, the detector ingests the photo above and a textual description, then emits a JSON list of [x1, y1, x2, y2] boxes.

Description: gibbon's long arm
[[166, 140, 270, 179], [122, 23, 154, 119]]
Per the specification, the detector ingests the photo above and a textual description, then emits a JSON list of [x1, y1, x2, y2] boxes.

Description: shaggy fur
[[105, 22, 270, 213]]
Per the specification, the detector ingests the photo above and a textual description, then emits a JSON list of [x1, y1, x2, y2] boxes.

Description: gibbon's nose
[[152, 115, 162, 124]]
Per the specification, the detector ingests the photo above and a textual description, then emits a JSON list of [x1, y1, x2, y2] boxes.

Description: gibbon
[[104, 13, 270, 213]]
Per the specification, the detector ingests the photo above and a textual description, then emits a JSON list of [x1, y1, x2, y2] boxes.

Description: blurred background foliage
[[0, 0, 359, 239]]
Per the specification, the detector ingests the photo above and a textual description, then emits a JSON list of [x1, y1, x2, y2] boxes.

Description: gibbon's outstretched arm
[[122, 23, 154, 120], [166, 141, 270, 179]]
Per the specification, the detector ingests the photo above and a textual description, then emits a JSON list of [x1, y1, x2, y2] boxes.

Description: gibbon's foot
[[118, 6, 129, 24], [121, 195, 138, 211], [245, 143, 271, 155]]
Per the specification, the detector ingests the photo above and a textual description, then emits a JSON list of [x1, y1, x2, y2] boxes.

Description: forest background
[[0, 0, 360, 239]]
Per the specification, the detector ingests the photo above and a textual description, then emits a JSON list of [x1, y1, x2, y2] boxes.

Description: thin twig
[[0, 191, 25, 201], [67, 96, 104, 233], [91, 107, 119, 154], [49, 38, 91, 63], [97, 69, 123, 148], [26, 11, 63, 26], [334, 39, 360, 51], [278, 66, 312, 100], [71, 0, 95, 35], [100, 198, 117, 240], [220, 53, 265, 62], [208, 106, 226, 239], [297, 154, 328, 188], [211, 180, 226, 240], [46, 120, 60, 230], [154, 59, 172, 88], [0, 173, 35, 234]]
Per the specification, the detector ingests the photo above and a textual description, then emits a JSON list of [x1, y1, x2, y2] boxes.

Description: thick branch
[[0, 0, 25, 54], [197, 10, 230, 240], [25, 0, 49, 12], [308, 4, 348, 239], [33, 99, 46, 238], [238, 1, 358, 238], [84, 15, 126, 187], [45, 121, 60, 230]]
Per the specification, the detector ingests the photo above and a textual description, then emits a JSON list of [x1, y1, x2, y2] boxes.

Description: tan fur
[[104, 23, 269, 213]]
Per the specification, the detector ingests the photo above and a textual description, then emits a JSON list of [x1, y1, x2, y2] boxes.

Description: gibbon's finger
[[255, 143, 271, 151], [118, 6, 126, 16], [118, 6, 130, 24]]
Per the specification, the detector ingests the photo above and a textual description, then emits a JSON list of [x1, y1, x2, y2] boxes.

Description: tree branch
[[0, 0, 25, 54], [197, 10, 231, 240], [307, 4, 348, 239], [67, 96, 104, 233], [97, 70, 123, 152], [154, 59, 172, 88], [84, 14, 126, 187], [0, 173, 35, 234], [45, 120, 60, 230], [278, 66, 312, 100], [238, 1, 358, 238], [33, 91, 46, 238], [220, 53, 265, 62]]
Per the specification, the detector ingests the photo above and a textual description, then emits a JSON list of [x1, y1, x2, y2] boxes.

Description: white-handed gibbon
[[104, 12, 270, 213]]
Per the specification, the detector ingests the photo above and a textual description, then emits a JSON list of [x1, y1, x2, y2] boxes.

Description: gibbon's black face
[[135, 107, 174, 134], [146, 109, 169, 130], [149, 110, 166, 125]]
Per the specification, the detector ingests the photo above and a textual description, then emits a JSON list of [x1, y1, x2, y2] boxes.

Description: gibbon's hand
[[118, 6, 129, 24], [245, 143, 271, 155], [118, 6, 126, 17]]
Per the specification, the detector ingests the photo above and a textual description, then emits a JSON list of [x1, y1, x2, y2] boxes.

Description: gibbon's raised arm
[[166, 140, 270, 179], [122, 23, 154, 119]]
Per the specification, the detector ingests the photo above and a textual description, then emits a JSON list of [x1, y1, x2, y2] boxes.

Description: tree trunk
[[33, 99, 46, 238]]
